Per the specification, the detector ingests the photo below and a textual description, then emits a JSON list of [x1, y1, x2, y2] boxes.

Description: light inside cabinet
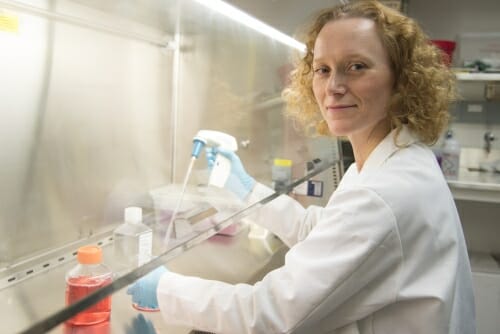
[[193, 0, 306, 52]]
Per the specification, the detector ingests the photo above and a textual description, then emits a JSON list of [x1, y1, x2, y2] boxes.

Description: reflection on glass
[[64, 321, 110, 334], [123, 314, 157, 334]]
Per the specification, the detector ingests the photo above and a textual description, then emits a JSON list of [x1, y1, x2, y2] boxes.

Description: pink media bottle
[[65, 245, 113, 326]]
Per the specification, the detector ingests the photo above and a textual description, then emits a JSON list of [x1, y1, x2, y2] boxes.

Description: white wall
[[408, 0, 500, 40]]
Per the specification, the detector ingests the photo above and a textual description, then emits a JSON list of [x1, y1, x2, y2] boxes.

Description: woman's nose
[[327, 73, 347, 95]]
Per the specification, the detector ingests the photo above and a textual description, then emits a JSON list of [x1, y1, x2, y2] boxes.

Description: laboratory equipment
[[431, 39, 456, 66], [205, 147, 256, 200], [191, 130, 238, 187], [164, 130, 239, 246], [65, 245, 112, 326], [484, 131, 495, 154], [113, 207, 153, 272], [441, 130, 461, 180], [163, 156, 197, 247], [272, 158, 292, 191]]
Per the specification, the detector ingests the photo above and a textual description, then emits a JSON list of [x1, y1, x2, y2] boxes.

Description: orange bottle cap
[[77, 245, 102, 264]]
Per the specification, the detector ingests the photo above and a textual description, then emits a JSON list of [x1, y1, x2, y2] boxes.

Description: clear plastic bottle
[[65, 245, 112, 326], [113, 207, 153, 271], [441, 130, 461, 180]]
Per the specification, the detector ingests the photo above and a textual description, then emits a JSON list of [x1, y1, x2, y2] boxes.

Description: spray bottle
[[191, 130, 238, 187], [164, 130, 238, 246]]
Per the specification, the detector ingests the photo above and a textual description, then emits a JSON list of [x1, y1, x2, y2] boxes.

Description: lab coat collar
[[359, 125, 418, 174]]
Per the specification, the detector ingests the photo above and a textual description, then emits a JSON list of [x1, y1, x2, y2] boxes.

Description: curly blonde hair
[[282, 0, 456, 145]]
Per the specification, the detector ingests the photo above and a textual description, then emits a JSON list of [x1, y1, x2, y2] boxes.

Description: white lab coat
[[157, 126, 475, 334]]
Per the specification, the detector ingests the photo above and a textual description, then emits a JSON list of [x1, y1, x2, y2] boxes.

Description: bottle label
[[138, 231, 153, 266]]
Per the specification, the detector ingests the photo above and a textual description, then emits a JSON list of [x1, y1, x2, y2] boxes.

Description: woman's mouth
[[327, 104, 357, 112]]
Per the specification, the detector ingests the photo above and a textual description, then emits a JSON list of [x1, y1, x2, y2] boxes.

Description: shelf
[[455, 72, 500, 81]]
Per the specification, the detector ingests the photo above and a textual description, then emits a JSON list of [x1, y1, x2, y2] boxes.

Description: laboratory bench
[[447, 148, 500, 333], [1, 224, 287, 334], [447, 147, 500, 203], [448, 167, 500, 203]]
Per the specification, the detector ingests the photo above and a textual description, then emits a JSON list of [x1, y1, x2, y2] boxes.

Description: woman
[[128, 1, 475, 333]]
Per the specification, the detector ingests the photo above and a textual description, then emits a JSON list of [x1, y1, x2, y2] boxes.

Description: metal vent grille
[[0, 233, 114, 290]]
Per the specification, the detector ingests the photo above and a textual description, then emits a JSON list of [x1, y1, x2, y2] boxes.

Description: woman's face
[[312, 18, 394, 140]]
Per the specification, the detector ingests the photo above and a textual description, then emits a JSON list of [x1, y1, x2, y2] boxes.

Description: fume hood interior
[[0, 0, 340, 333]]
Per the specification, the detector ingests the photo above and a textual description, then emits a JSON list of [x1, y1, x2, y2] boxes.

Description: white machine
[[191, 130, 238, 188]]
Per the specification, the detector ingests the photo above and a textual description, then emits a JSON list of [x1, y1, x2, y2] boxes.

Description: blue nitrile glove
[[206, 146, 256, 200], [126, 266, 168, 311], [125, 314, 157, 334]]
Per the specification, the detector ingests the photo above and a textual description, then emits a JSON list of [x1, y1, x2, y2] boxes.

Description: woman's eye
[[313, 66, 329, 75], [348, 63, 366, 71]]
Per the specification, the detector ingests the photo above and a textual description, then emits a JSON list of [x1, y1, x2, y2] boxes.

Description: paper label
[[0, 11, 19, 33], [137, 231, 153, 266]]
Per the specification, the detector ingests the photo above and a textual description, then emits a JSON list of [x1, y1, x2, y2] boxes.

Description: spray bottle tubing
[[164, 156, 197, 247]]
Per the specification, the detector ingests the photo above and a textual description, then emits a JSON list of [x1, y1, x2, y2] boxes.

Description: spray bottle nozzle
[[191, 130, 238, 187], [191, 138, 206, 159]]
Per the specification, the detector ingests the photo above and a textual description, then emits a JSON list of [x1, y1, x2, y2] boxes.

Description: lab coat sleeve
[[156, 187, 403, 334], [245, 182, 324, 247]]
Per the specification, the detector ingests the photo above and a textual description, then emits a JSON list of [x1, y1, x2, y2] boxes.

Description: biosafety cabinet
[[0, 0, 341, 333]]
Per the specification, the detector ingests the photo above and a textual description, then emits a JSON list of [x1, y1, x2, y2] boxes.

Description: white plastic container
[[113, 207, 152, 271], [441, 130, 461, 180]]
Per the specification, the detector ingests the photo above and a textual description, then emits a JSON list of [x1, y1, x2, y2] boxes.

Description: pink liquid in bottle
[[65, 275, 112, 326]]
